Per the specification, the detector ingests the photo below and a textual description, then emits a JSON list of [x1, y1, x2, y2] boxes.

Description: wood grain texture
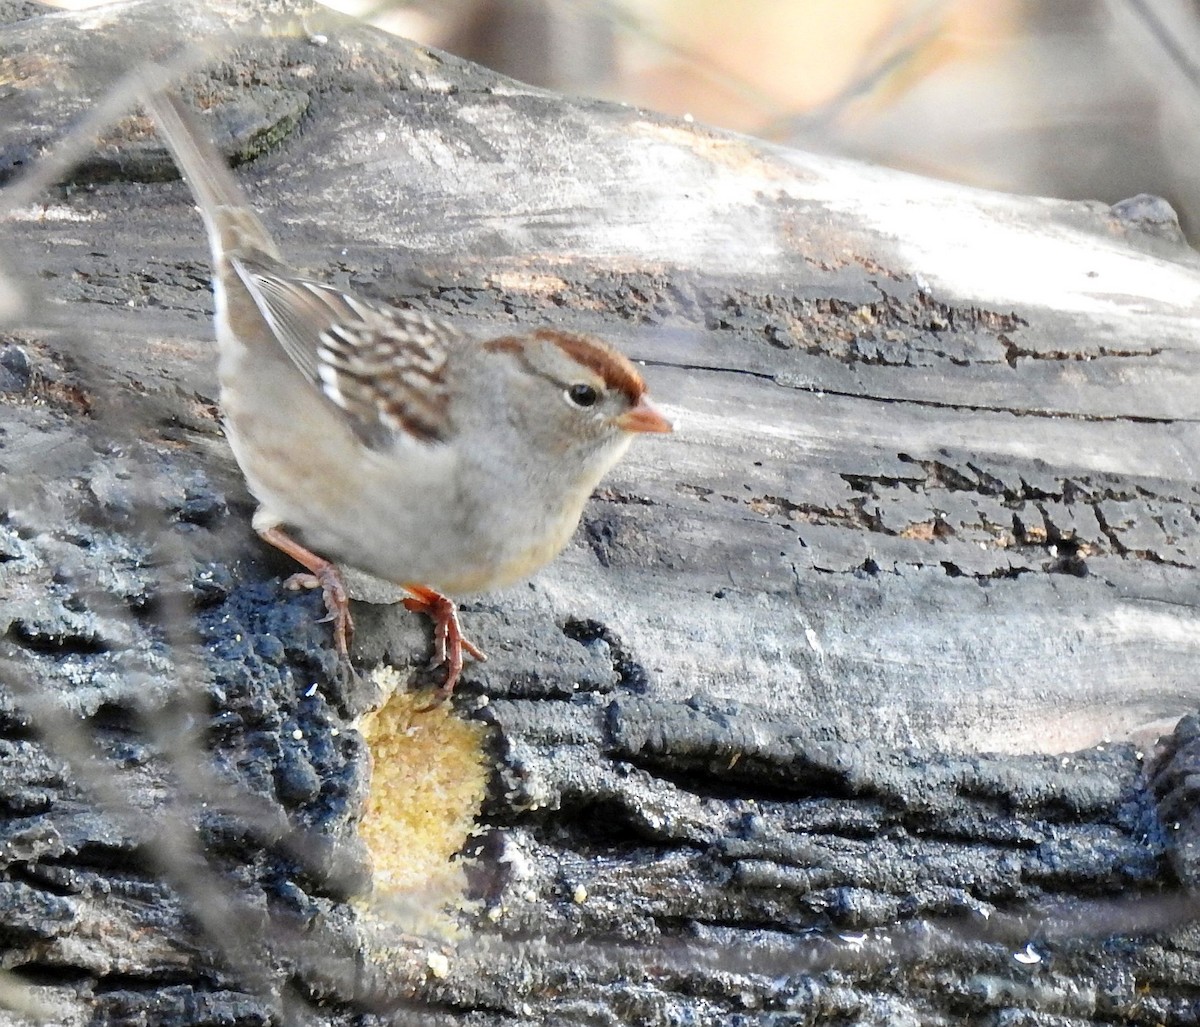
[[0, 0, 1198, 1023]]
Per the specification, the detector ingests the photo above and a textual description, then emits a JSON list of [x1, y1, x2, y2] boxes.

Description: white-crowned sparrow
[[141, 89, 671, 701]]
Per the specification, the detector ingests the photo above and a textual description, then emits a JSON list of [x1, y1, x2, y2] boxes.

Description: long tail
[[139, 85, 278, 261]]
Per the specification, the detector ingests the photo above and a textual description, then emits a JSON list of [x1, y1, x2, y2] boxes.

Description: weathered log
[[0, 0, 1198, 1023]]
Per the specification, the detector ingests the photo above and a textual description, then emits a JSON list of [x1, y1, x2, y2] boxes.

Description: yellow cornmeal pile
[[356, 668, 490, 930]]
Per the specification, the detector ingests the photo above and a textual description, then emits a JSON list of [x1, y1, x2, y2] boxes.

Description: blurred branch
[[1119, 0, 1200, 94]]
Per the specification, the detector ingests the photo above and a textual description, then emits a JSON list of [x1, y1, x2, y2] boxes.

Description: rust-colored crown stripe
[[482, 329, 645, 403], [538, 329, 646, 403]]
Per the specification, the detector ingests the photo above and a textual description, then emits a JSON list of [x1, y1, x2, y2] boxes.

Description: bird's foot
[[258, 524, 354, 658], [402, 584, 487, 707]]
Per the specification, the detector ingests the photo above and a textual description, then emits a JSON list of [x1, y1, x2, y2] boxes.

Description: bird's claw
[[403, 585, 486, 707], [280, 564, 353, 656]]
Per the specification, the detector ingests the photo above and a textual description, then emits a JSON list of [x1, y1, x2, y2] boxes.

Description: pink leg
[[402, 583, 487, 705], [257, 524, 353, 658]]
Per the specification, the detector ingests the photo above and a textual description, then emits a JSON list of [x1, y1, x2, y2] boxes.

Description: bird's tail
[[139, 85, 279, 261]]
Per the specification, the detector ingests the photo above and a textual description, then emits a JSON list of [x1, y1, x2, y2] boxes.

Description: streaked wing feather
[[231, 256, 455, 448]]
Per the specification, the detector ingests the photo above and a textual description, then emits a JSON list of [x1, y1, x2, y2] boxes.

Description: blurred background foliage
[[43, 0, 1200, 238]]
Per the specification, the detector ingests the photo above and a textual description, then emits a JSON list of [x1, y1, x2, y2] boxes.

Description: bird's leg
[[257, 524, 354, 658], [402, 583, 487, 705]]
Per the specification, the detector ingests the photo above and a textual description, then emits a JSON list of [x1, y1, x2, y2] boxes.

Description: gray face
[[485, 333, 644, 467]]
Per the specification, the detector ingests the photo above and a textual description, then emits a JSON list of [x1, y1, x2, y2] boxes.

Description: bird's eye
[[566, 383, 600, 408]]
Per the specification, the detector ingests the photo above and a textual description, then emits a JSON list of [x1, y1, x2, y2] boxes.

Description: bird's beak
[[616, 398, 673, 434]]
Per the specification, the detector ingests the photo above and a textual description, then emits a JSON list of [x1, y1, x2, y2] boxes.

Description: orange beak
[[616, 398, 673, 434]]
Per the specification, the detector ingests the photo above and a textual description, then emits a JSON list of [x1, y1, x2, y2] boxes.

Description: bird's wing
[[232, 255, 457, 449]]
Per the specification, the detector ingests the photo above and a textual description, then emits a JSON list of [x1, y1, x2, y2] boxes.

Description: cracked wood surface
[[8, 20, 1200, 753], [1, 0, 1199, 1024]]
